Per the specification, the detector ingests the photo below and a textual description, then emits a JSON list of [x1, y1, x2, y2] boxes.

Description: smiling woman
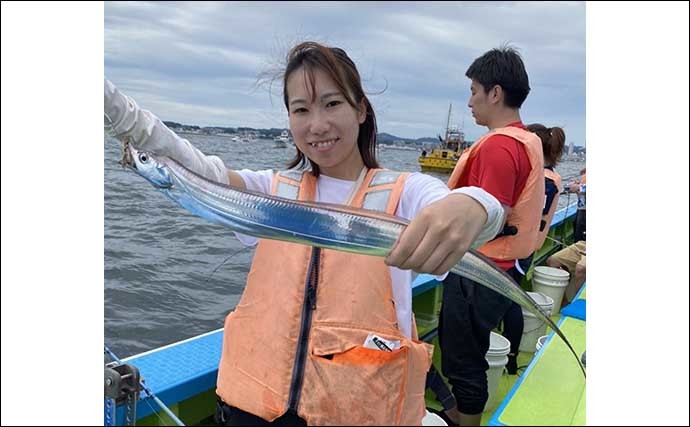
[[286, 66, 367, 180], [104, 40, 507, 426]]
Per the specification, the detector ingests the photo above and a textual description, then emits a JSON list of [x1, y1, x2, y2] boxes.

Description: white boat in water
[[240, 132, 257, 143], [274, 129, 291, 148], [384, 144, 419, 151]]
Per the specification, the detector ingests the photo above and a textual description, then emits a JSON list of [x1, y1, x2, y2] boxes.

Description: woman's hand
[[385, 193, 487, 275]]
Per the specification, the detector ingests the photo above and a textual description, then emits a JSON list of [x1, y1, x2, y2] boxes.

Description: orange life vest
[[216, 168, 434, 426], [447, 127, 545, 260], [534, 168, 562, 250]]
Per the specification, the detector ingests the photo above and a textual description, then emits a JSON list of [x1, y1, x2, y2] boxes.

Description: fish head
[[125, 145, 173, 189]]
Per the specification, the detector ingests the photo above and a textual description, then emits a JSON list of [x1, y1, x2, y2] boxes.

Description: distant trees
[[161, 120, 450, 144]]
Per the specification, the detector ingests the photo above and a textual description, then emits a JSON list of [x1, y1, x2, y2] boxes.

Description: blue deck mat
[[561, 299, 586, 321]]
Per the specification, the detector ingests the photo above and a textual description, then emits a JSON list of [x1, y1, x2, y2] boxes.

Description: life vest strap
[[491, 224, 518, 241]]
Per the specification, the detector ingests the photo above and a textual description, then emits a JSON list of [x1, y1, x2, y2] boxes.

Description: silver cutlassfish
[[123, 145, 585, 377]]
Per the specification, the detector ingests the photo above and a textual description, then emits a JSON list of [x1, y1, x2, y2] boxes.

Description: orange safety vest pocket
[[300, 324, 431, 425], [217, 310, 293, 422]]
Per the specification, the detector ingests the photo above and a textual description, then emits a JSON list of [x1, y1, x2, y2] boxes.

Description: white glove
[[104, 78, 229, 184]]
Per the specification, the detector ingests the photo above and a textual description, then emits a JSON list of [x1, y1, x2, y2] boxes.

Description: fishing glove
[[104, 78, 229, 184]]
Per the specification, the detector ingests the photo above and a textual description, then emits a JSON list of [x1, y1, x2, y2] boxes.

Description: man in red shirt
[[437, 47, 545, 426]]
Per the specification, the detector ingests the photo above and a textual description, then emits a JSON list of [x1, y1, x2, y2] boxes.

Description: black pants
[[215, 399, 306, 426], [438, 267, 524, 415], [574, 209, 586, 242], [426, 363, 457, 411]]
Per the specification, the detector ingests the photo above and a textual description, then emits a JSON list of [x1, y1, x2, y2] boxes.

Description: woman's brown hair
[[527, 123, 566, 167]]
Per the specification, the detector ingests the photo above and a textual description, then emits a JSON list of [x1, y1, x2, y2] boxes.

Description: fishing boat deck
[[119, 330, 222, 423], [488, 285, 586, 426]]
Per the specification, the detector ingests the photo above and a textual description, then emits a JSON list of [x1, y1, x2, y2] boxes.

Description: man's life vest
[[216, 168, 434, 426], [447, 127, 545, 260]]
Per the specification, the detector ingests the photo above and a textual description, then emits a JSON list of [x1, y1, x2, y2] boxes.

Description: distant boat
[[273, 130, 291, 148], [418, 103, 469, 173], [385, 144, 419, 152], [240, 132, 257, 143]]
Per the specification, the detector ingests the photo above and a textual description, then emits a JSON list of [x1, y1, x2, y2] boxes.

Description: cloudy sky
[[105, 1, 586, 145]]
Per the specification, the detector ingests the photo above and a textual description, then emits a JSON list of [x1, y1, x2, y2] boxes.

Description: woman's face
[[286, 66, 366, 180]]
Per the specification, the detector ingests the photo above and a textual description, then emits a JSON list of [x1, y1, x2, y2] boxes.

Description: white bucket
[[422, 410, 447, 426], [484, 332, 510, 412], [532, 266, 570, 315], [536, 335, 549, 352], [519, 292, 554, 353]]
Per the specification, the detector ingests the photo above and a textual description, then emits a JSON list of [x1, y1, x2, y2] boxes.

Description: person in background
[[547, 240, 586, 305], [517, 123, 567, 272], [105, 41, 506, 426], [438, 46, 545, 426], [568, 168, 586, 242], [528, 124, 566, 250]]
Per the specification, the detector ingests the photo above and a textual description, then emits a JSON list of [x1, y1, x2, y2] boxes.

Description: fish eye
[[138, 153, 148, 163]]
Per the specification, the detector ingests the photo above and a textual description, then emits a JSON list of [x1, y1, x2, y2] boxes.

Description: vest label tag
[[363, 334, 400, 352]]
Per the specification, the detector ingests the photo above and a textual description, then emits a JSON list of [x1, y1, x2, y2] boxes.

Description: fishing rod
[[205, 246, 252, 285], [543, 234, 585, 255], [104, 345, 185, 426]]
